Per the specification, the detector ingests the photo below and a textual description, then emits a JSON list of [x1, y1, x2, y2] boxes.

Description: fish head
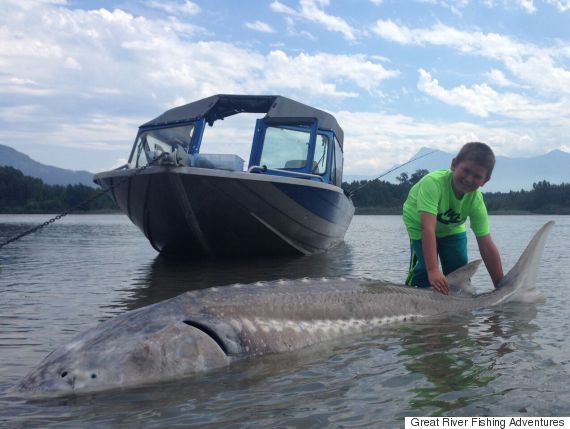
[[16, 320, 230, 397]]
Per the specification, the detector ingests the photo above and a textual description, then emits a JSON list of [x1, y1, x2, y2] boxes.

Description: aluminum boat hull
[[94, 166, 354, 259]]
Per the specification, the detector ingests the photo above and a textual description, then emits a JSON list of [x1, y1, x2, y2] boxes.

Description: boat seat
[[191, 155, 216, 169], [284, 160, 307, 169], [191, 154, 244, 171], [284, 160, 320, 171]]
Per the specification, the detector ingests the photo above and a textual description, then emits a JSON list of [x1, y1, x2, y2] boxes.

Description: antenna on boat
[[348, 149, 438, 196]]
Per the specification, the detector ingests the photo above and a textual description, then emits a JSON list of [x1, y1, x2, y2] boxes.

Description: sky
[[1, 0, 569, 178]]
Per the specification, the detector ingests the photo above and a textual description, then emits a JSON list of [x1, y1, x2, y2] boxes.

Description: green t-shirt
[[403, 169, 490, 240]]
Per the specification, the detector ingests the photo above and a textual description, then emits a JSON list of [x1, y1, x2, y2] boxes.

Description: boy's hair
[[454, 142, 496, 179]]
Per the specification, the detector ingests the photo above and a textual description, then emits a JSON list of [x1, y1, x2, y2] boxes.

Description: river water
[[0, 214, 569, 428]]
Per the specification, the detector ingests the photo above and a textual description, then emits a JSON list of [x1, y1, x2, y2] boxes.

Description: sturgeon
[[16, 221, 554, 396]]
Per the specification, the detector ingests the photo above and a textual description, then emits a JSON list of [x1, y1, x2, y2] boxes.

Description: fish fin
[[446, 260, 482, 296], [499, 221, 555, 303]]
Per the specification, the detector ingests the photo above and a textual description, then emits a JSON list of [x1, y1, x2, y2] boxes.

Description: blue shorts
[[405, 232, 468, 288]]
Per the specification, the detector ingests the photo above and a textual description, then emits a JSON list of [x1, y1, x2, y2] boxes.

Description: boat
[[94, 94, 355, 258]]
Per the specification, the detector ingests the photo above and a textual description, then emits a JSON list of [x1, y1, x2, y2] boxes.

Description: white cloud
[[263, 50, 399, 97], [0, 76, 56, 96], [145, 0, 200, 15], [0, 2, 390, 102], [1, 0, 67, 9], [270, 1, 297, 14], [545, 0, 570, 11], [0, 1, 400, 171], [0, 104, 41, 122], [372, 20, 415, 44], [372, 20, 570, 97], [0, 0, 568, 174], [144, 47, 398, 100], [283, 16, 316, 39], [483, 0, 536, 13], [417, 68, 567, 121], [518, 0, 537, 12], [270, 0, 357, 40], [244, 20, 275, 33], [510, 0, 537, 13], [337, 109, 565, 176], [416, 0, 470, 16], [485, 69, 515, 87], [64, 57, 82, 70]]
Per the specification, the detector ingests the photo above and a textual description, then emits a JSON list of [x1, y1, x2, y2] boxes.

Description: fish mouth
[[14, 370, 111, 398], [14, 374, 77, 397], [15, 365, 98, 396]]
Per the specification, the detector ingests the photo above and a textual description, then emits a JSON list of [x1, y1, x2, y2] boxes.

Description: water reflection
[[1, 215, 567, 427], [399, 304, 539, 416], [18, 341, 359, 428], [122, 242, 355, 310]]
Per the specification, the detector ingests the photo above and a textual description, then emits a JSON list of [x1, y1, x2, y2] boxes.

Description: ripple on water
[[1, 215, 570, 426]]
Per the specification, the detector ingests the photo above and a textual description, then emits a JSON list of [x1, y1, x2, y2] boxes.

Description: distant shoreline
[[354, 208, 570, 215], [1, 209, 569, 216]]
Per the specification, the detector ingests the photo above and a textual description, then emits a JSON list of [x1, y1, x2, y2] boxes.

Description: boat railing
[[247, 166, 325, 182]]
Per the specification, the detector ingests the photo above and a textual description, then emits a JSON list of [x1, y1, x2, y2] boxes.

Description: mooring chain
[[0, 153, 168, 249]]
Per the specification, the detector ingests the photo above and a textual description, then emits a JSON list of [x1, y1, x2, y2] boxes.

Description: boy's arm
[[476, 234, 504, 287], [420, 212, 449, 294]]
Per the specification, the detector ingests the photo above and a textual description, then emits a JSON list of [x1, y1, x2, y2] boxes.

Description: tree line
[[342, 170, 429, 213], [1, 165, 569, 214], [484, 180, 570, 214], [0, 166, 117, 213], [342, 170, 570, 214]]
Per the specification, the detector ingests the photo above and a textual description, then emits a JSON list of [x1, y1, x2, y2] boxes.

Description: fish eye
[[61, 371, 68, 378], [91, 374, 97, 379]]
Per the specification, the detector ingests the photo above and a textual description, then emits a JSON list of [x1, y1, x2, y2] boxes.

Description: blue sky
[[1, 0, 569, 177]]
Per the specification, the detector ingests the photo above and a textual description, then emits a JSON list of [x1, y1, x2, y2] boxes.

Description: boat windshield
[[259, 125, 328, 176], [259, 126, 311, 170], [130, 124, 195, 167]]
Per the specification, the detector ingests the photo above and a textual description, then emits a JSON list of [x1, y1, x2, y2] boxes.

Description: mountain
[[346, 147, 570, 193], [0, 144, 95, 187]]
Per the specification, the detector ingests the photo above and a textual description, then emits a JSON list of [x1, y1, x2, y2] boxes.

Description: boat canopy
[[140, 94, 344, 148]]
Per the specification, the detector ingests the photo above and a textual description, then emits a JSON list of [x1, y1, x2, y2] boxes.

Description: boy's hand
[[428, 269, 449, 295]]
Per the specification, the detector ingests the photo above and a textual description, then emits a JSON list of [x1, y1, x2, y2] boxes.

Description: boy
[[403, 142, 503, 294]]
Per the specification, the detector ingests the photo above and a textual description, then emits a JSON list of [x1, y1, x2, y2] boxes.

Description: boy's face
[[450, 159, 489, 196]]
